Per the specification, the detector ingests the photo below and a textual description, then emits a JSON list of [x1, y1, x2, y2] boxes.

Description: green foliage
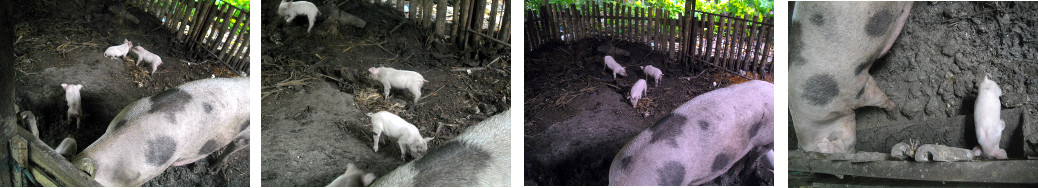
[[695, 0, 772, 21], [215, 0, 250, 12]]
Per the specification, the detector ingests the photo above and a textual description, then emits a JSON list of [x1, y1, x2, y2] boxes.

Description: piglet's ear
[[423, 137, 434, 142]]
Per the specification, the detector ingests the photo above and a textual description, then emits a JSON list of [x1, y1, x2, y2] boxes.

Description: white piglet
[[61, 83, 83, 129], [277, 0, 320, 33], [368, 67, 427, 105], [131, 46, 163, 75], [640, 65, 662, 86], [367, 111, 433, 160], [973, 74, 1007, 159], [326, 163, 376, 187], [603, 56, 627, 79], [627, 79, 647, 108], [103, 39, 133, 59]]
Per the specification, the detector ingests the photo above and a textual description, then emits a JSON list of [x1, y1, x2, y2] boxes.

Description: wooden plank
[[424, 0, 434, 27], [789, 150, 1038, 183], [221, 11, 245, 60], [12, 127, 102, 186], [488, 0, 500, 38], [470, 0, 486, 48], [434, 0, 447, 35]]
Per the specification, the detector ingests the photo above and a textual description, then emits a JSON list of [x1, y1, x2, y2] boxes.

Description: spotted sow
[[71, 77, 250, 187], [609, 80, 773, 186], [789, 2, 911, 153]]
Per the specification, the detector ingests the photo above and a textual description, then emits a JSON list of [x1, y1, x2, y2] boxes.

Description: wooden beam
[[790, 150, 1038, 184]]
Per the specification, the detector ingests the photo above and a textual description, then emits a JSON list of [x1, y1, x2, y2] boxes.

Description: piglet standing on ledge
[[973, 74, 1007, 159]]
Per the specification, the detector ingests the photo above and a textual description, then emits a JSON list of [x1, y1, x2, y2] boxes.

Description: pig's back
[[610, 81, 773, 185]]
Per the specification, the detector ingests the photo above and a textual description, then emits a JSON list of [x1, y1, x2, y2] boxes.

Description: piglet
[[973, 74, 1007, 159], [627, 79, 647, 108], [277, 0, 320, 33], [604, 56, 627, 79], [131, 46, 163, 75], [367, 111, 433, 160], [55, 136, 78, 160], [326, 163, 376, 187], [368, 67, 427, 105], [640, 65, 662, 86], [61, 83, 83, 129], [103, 39, 132, 59]]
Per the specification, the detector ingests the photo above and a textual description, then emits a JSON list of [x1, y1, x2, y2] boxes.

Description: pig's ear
[[423, 137, 434, 142], [61, 83, 69, 88]]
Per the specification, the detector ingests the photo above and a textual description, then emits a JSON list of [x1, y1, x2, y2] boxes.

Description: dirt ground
[[790, 1, 1038, 155], [789, 1, 1038, 184], [11, 0, 248, 186], [523, 38, 773, 186], [259, 0, 510, 186]]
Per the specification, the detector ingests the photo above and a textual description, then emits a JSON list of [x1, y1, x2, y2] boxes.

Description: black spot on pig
[[112, 120, 128, 131], [865, 10, 894, 37], [748, 114, 765, 138], [698, 120, 709, 130], [149, 88, 192, 125], [203, 103, 213, 114], [149, 88, 193, 113], [810, 14, 824, 26], [790, 22, 805, 66], [412, 140, 491, 186], [146, 136, 177, 166], [649, 114, 686, 148], [239, 120, 250, 132], [620, 156, 633, 170], [802, 74, 839, 106], [856, 87, 866, 99], [711, 153, 731, 172], [656, 161, 686, 185], [199, 139, 219, 155]]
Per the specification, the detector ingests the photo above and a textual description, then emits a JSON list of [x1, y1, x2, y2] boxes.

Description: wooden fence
[[130, 0, 250, 75], [525, 2, 773, 76], [371, 0, 511, 50]]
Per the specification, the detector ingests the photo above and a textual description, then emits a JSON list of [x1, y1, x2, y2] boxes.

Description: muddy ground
[[11, 0, 248, 186], [790, 1, 1038, 155], [523, 38, 773, 186], [259, 0, 510, 186], [789, 1, 1038, 184]]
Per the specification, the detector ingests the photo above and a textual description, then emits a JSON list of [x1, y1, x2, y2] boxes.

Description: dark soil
[[259, 0, 510, 186], [523, 38, 773, 186], [11, 0, 248, 186], [790, 1, 1038, 184]]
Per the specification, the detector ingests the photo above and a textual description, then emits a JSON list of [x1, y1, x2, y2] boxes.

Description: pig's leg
[[373, 132, 381, 152], [381, 81, 392, 100], [409, 86, 421, 105], [397, 140, 408, 160], [306, 14, 316, 33], [214, 132, 250, 168], [286, 14, 296, 23], [856, 76, 897, 112]]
